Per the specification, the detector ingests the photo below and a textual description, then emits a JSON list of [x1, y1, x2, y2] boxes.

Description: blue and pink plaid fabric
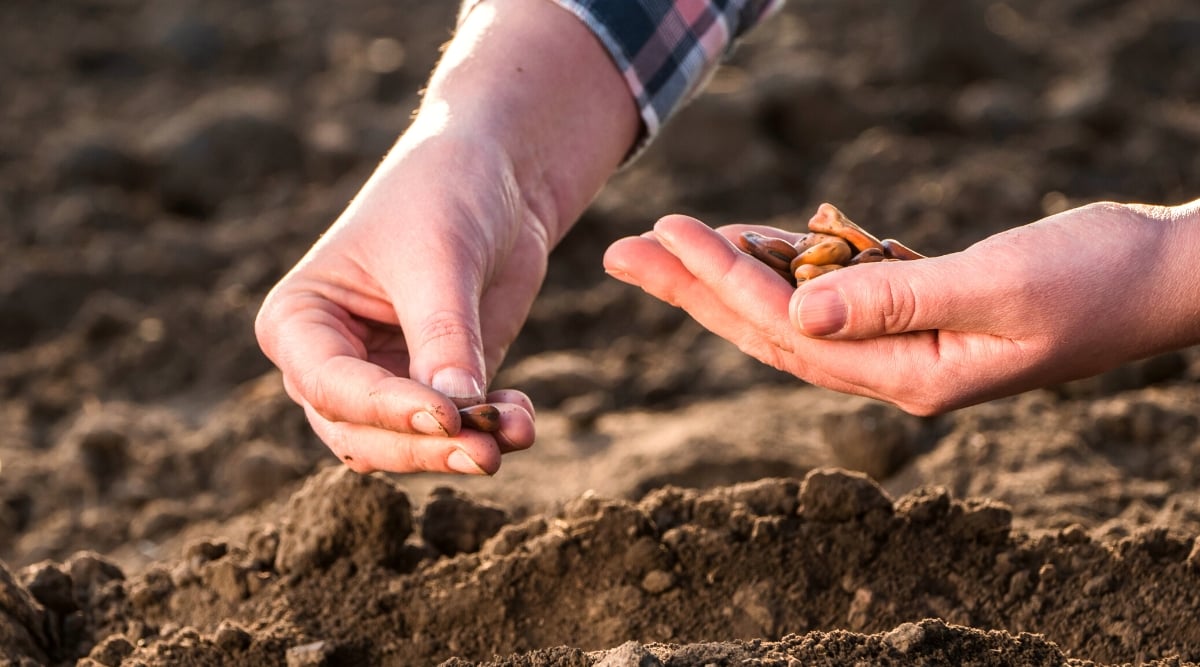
[[459, 0, 784, 145]]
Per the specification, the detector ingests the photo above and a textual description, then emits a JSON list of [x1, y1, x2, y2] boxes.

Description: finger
[[716, 223, 810, 247], [492, 402, 535, 453], [487, 388, 536, 420], [650, 215, 800, 339], [262, 299, 461, 435], [604, 233, 803, 369], [788, 252, 1015, 340], [384, 231, 489, 407], [304, 403, 501, 475], [478, 229, 548, 380], [309, 356, 466, 434], [605, 231, 968, 408]]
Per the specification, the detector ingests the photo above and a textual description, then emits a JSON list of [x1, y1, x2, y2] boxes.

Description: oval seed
[[738, 231, 799, 273], [792, 238, 853, 269], [459, 404, 501, 432], [881, 238, 926, 260], [793, 232, 843, 253], [793, 263, 840, 283], [807, 203, 885, 253], [849, 248, 886, 264]]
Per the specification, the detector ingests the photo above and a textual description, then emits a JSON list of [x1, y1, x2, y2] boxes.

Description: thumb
[[390, 248, 488, 407], [790, 255, 995, 339]]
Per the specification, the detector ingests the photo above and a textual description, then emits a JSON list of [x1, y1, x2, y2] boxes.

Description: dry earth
[[2, 0, 1200, 664]]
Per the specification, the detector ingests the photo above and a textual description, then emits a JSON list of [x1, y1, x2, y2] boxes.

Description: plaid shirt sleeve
[[459, 0, 785, 152]]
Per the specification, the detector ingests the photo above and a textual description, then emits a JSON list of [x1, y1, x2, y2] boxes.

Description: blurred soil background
[[2, 0, 1200, 664]]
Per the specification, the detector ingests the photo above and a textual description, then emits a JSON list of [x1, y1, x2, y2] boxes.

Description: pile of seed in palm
[[736, 203, 926, 286]]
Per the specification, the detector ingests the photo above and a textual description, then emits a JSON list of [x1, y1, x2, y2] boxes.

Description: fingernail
[[447, 448, 488, 475], [411, 410, 447, 436], [653, 227, 676, 251], [797, 289, 847, 336], [605, 268, 633, 282], [431, 367, 483, 405]]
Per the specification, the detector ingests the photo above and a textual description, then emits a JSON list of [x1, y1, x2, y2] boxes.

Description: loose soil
[[2, 0, 1200, 665]]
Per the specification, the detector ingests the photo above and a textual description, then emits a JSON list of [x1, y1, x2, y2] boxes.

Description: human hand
[[604, 201, 1200, 415], [255, 128, 541, 475], [255, 1, 637, 474]]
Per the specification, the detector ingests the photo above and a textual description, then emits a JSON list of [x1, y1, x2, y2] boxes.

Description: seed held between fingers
[[459, 404, 501, 432]]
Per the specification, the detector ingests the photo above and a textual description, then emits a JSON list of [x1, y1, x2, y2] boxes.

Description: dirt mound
[[2, 469, 1199, 665], [454, 622, 1175, 667]]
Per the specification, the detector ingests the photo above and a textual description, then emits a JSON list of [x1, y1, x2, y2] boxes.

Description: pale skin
[[257, 0, 1200, 473], [604, 200, 1200, 416], [255, 0, 637, 475]]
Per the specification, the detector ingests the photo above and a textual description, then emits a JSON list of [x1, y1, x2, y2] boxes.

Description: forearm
[[411, 0, 639, 245]]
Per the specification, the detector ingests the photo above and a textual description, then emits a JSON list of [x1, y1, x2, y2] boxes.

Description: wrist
[[415, 0, 638, 245], [1121, 199, 1200, 352]]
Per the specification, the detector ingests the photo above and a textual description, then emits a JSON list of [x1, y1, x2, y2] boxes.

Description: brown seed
[[459, 404, 501, 432], [734, 231, 758, 253], [793, 263, 840, 283], [793, 232, 843, 253], [738, 231, 799, 273], [881, 238, 926, 260], [792, 238, 853, 269], [849, 247, 886, 264], [735, 204, 925, 287], [807, 203, 885, 253]]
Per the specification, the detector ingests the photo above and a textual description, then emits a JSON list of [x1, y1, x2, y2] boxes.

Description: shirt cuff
[[459, 0, 784, 161]]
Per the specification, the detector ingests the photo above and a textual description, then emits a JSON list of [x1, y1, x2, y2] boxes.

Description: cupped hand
[[255, 129, 542, 474], [604, 202, 1200, 415]]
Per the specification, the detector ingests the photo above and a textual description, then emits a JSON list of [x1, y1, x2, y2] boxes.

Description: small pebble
[[883, 622, 926, 654], [287, 640, 332, 667], [640, 570, 676, 595], [213, 621, 252, 652], [595, 640, 663, 667], [87, 635, 134, 667], [799, 468, 893, 522]]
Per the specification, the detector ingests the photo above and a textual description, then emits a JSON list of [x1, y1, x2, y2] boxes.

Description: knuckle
[[253, 297, 280, 355], [314, 420, 377, 473], [312, 420, 350, 461], [397, 441, 439, 473], [300, 365, 334, 416], [877, 279, 919, 333], [280, 375, 305, 406], [1079, 200, 1127, 218], [415, 311, 481, 350], [713, 250, 746, 288]]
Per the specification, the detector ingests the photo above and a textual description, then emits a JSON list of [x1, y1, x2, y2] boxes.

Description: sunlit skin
[[255, 0, 638, 474], [257, 0, 1200, 474], [604, 200, 1200, 416]]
